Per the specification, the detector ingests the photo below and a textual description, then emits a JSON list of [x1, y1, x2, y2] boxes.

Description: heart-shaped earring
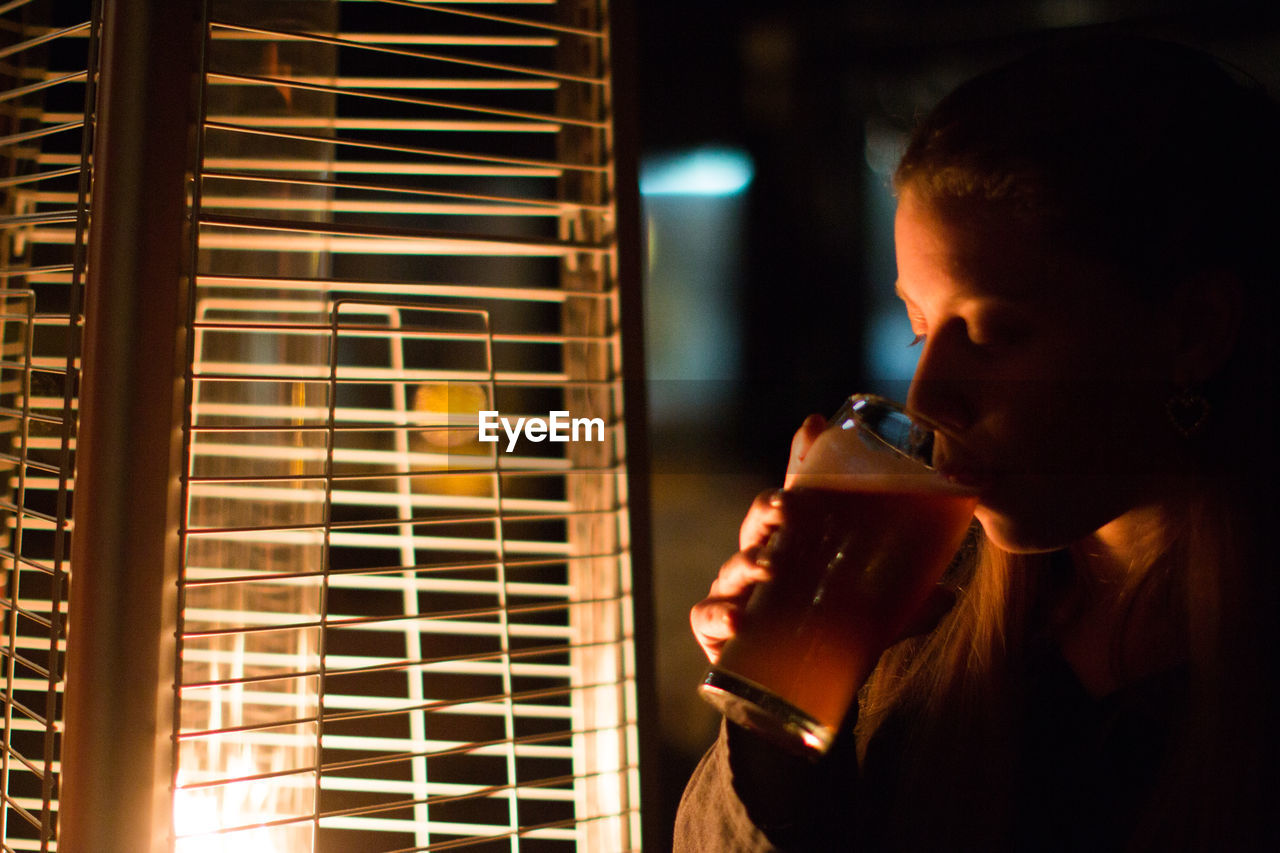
[[1166, 387, 1210, 439]]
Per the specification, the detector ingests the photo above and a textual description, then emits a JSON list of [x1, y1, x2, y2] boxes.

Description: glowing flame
[[173, 747, 299, 853]]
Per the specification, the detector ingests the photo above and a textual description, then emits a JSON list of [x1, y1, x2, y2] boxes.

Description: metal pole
[[600, 0, 660, 847], [59, 0, 201, 850]]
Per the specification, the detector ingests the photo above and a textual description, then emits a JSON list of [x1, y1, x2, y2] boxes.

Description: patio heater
[[0, 1, 647, 851]]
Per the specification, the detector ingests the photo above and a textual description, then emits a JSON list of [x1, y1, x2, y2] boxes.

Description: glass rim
[[830, 393, 940, 470]]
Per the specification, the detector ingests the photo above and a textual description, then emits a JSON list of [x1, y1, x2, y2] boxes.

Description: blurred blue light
[[640, 147, 754, 197]]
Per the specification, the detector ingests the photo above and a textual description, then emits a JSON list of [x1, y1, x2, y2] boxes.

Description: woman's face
[[893, 187, 1184, 553]]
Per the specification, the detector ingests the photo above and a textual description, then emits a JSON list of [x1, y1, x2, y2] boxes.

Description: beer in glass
[[699, 395, 977, 755]]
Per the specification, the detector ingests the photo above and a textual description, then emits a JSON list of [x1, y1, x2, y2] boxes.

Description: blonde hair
[[852, 475, 1275, 851], [854, 35, 1280, 851], [854, 540, 1040, 850]]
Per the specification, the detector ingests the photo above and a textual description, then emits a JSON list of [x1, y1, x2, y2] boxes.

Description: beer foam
[[788, 425, 973, 495]]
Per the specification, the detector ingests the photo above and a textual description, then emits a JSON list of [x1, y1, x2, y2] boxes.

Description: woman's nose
[[905, 321, 974, 433]]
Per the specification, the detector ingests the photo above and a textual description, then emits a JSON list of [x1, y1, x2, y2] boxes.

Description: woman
[[676, 36, 1279, 852]]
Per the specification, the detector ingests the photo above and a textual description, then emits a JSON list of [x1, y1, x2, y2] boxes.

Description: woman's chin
[[974, 505, 1074, 555]]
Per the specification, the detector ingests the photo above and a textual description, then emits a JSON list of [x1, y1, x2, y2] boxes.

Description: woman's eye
[[907, 333, 926, 348]]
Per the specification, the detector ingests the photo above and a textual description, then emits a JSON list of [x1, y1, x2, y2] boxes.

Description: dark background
[[630, 1, 1280, 847]]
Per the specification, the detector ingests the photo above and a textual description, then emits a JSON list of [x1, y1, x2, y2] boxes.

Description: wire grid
[[0, 1, 94, 849], [174, 1, 637, 851]]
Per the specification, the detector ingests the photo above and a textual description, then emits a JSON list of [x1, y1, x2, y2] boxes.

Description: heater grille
[[0, 0, 640, 850], [0, 2, 92, 849]]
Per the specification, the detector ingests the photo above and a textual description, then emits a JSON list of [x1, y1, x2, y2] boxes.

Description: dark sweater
[[674, 644, 1189, 852]]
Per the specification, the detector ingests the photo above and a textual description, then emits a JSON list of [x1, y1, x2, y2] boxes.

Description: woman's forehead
[[894, 187, 1112, 305]]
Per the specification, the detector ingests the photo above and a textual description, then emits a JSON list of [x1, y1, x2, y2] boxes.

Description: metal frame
[[60, 1, 202, 850]]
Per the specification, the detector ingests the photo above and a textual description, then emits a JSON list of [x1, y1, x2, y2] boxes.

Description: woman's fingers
[[783, 414, 827, 489], [739, 490, 785, 552], [710, 549, 773, 599], [690, 598, 737, 663], [696, 413, 823, 664], [692, 552, 773, 663]]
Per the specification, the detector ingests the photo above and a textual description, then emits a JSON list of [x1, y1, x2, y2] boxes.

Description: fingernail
[[767, 489, 783, 507]]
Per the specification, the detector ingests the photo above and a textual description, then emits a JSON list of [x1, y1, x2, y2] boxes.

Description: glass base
[[698, 668, 834, 757]]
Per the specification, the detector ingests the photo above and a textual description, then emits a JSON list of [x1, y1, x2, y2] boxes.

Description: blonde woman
[[677, 36, 1279, 853]]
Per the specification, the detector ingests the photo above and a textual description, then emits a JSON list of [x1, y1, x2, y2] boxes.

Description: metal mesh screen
[[176, 3, 637, 847], [0, 1, 93, 849], [0, 0, 640, 850]]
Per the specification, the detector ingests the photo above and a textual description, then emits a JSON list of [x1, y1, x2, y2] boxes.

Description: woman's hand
[[690, 415, 826, 663]]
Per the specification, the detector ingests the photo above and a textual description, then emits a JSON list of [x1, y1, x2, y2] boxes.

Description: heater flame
[[173, 747, 298, 853]]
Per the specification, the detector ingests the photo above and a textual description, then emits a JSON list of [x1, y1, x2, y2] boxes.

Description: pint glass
[[699, 395, 978, 755]]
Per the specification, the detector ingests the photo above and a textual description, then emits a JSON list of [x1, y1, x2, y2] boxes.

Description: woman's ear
[[1168, 269, 1244, 386]]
